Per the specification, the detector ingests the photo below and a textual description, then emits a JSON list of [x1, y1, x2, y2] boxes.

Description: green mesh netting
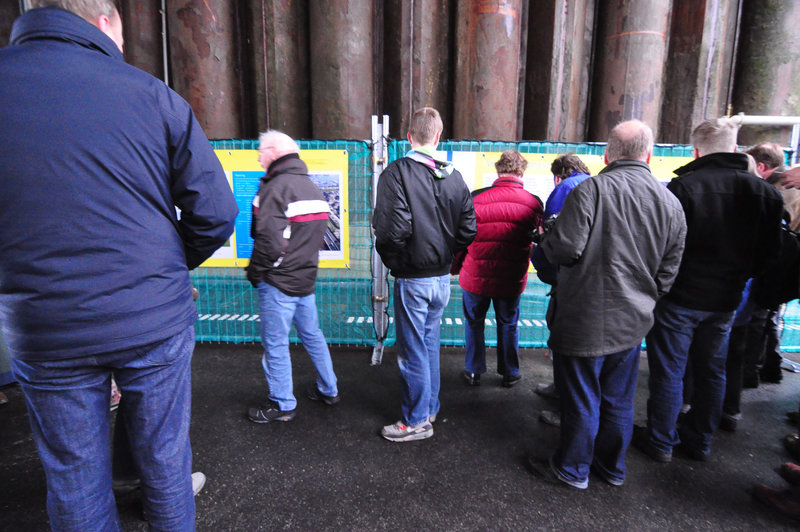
[[193, 139, 800, 352]]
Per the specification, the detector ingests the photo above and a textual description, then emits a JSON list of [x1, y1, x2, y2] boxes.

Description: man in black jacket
[[635, 118, 784, 463], [373, 107, 476, 442], [246, 130, 340, 424]]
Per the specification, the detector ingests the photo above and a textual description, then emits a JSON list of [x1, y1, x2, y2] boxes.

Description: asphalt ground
[[3, 343, 800, 531]]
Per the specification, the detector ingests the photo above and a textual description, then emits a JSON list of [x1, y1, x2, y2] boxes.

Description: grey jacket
[[541, 159, 687, 357]]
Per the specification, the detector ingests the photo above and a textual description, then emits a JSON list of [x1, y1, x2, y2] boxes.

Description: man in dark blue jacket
[[0, 2, 238, 530]]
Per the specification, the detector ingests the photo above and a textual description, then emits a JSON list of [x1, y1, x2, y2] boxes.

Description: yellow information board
[[202, 149, 350, 268]]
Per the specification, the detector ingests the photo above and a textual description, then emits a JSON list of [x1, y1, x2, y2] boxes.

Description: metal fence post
[[371, 114, 390, 365]]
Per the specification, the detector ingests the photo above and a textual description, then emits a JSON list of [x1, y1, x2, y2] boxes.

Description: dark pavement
[[3, 343, 800, 531]]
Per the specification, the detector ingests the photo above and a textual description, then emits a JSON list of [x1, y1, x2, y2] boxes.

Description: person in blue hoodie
[[531, 154, 591, 423], [0, 2, 238, 530]]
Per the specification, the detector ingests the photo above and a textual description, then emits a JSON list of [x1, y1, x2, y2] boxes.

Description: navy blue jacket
[[0, 8, 238, 360]]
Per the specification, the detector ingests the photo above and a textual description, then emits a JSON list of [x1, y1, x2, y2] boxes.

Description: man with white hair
[[246, 130, 339, 424], [0, 1, 238, 530], [527, 120, 686, 489], [634, 118, 784, 463]]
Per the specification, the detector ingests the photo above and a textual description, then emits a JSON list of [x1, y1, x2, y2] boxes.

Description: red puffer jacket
[[457, 176, 543, 298]]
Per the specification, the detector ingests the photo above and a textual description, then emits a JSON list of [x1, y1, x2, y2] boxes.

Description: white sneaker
[[192, 472, 206, 496], [381, 420, 433, 442]]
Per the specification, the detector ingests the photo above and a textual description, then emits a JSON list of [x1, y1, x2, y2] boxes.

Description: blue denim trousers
[[394, 274, 451, 426], [11, 325, 196, 532], [257, 281, 338, 411], [552, 346, 640, 487], [645, 298, 735, 455], [461, 289, 521, 377]]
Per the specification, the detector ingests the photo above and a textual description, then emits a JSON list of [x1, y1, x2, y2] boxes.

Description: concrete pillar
[[588, 0, 672, 142], [119, 0, 164, 79], [166, 0, 242, 139], [660, 0, 740, 144], [732, 0, 800, 145], [453, 0, 524, 140], [523, 0, 595, 142], [383, 0, 452, 139], [308, 0, 374, 140]]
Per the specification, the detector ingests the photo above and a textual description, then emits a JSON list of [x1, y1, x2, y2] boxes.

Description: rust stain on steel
[[175, 0, 223, 59], [605, 30, 666, 41]]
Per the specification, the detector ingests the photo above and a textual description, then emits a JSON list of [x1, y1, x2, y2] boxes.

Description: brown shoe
[[777, 463, 800, 486], [752, 483, 800, 519]]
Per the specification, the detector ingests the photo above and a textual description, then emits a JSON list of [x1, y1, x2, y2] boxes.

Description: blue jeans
[[462, 289, 520, 377], [11, 326, 196, 532], [552, 346, 640, 487], [258, 281, 337, 411], [394, 275, 451, 426], [645, 298, 734, 455]]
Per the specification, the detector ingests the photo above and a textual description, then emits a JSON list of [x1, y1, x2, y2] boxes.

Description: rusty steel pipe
[[732, 1, 800, 145], [308, 0, 374, 140], [119, 0, 164, 79], [588, 0, 671, 142], [383, 0, 452, 139], [166, 0, 242, 139], [453, 0, 524, 141]]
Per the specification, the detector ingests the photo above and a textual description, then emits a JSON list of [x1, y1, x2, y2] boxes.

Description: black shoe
[[742, 370, 759, 389], [502, 374, 522, 388], [525, 456, 587, 489], [463, 371, 481, 386], [719, 414, 738, 433], [305, 386, 340, 406], [675, 442, 708, 461], [786, 411, 800, 427], [760, 366, 783, 384], [632, 425, 672, 463], [590, 462, 624, 487], [247, 401, 296, 423]]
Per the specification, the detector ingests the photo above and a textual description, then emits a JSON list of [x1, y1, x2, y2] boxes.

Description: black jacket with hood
[[373, 150, 476, 278]]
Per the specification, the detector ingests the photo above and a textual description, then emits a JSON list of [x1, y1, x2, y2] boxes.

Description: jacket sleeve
[[655, 209, 687, 297], [454, 185, 477, 252], [247, 183, 289, 284], [166, 92, 238, 270], [372, 166, 412, 262], [540, 180, 595, 266]]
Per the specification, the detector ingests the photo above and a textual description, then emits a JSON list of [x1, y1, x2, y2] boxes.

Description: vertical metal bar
[[160, 0, 169, 84], [792, 124, 800, 165], [371, 114, 390, 365]]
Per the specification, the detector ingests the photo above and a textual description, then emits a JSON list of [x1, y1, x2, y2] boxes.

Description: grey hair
[[691, 117, 739, 156], [258, 130, 300, 155], [25, 0, 117, 22], [605, 120, 654, 163]]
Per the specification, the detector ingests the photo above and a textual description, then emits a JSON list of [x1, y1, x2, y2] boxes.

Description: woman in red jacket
[[456, 150, 543, 386]]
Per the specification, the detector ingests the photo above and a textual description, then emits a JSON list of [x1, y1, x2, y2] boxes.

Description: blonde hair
[[691, 118, 739, 156], [409, 107, 443, 146]]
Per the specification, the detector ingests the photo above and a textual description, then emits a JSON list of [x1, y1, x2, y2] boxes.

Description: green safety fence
[[194, 139, 800, 351]]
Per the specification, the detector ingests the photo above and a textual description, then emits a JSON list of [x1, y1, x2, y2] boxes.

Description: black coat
[[373, 153, 476, 278], [665, 152, 784, 312]]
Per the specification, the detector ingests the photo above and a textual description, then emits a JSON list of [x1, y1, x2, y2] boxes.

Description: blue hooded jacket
[[0, 8, 238, 360]]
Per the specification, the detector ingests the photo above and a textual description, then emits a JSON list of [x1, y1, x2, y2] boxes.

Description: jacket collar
[[599, 159, 651, 175], [10, 7, 123, 61], [492, 175, 524, 187], [675, 152, 750, 176], [264, 153, 304, 180]]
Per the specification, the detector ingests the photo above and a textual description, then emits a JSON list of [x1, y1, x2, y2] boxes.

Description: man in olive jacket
[[527, 120, 687, 489]]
